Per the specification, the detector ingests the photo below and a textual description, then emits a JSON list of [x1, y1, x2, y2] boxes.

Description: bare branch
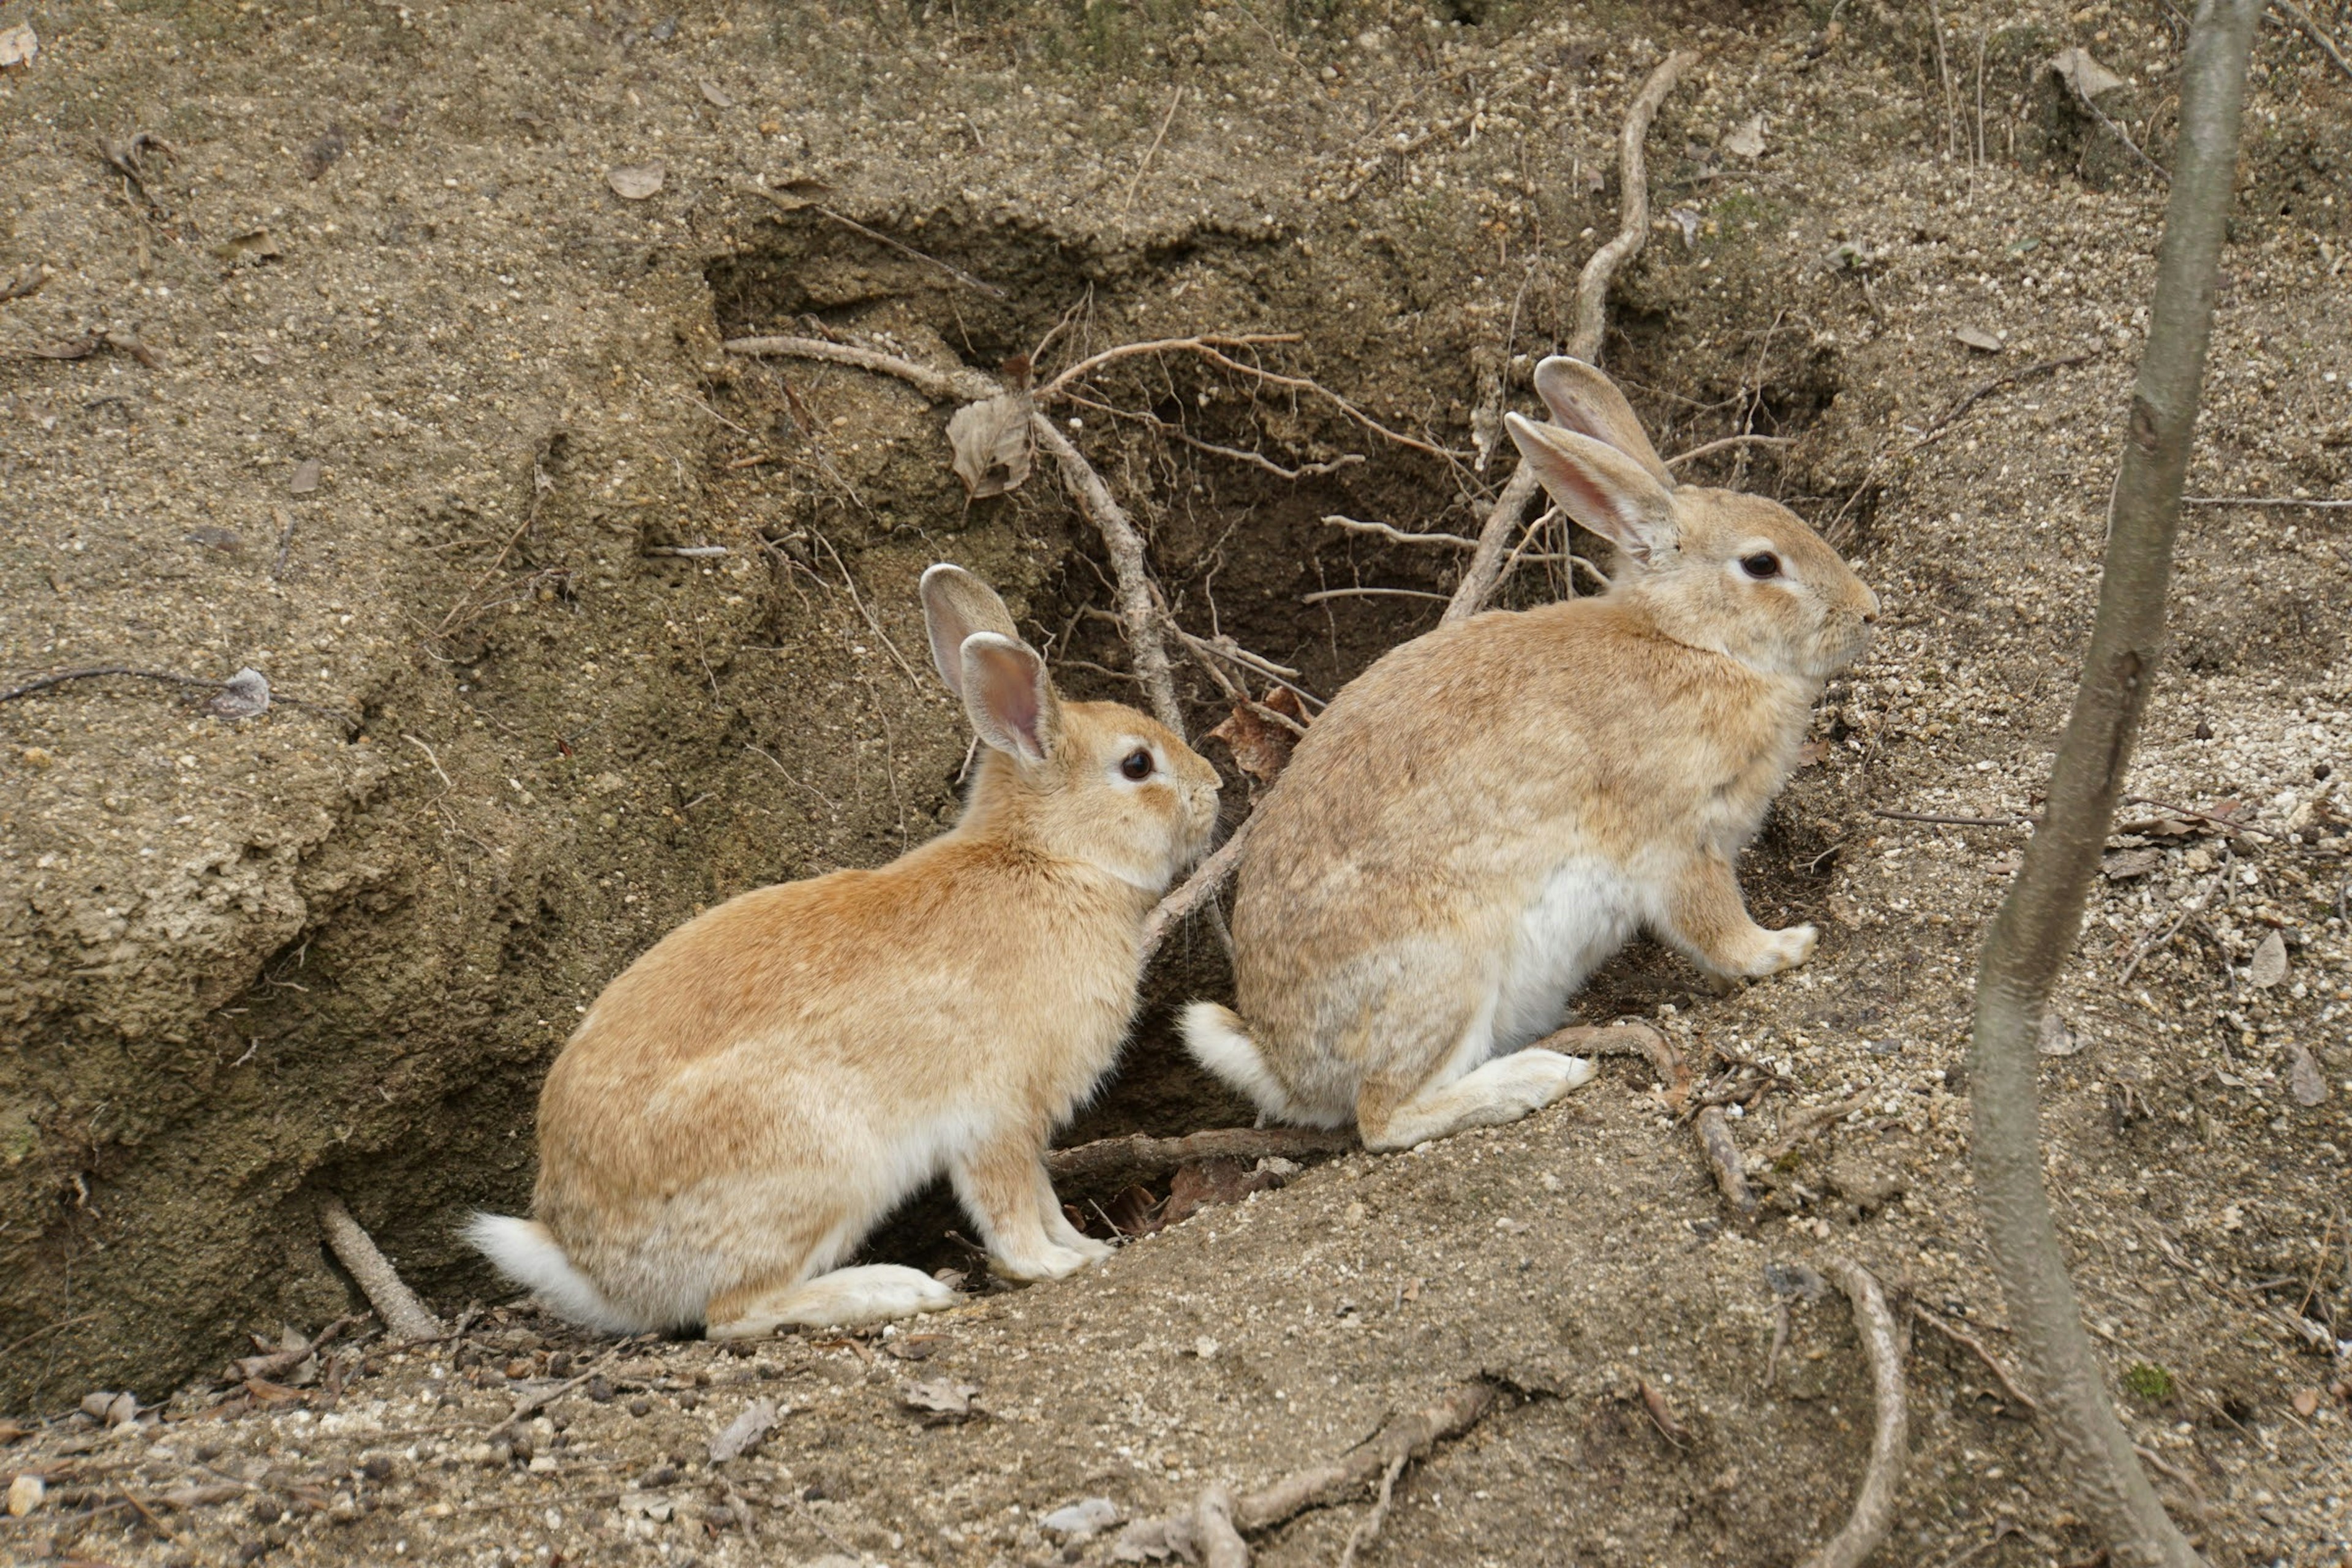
[[1444, 51, 1692, 625], [1797, 1259, 1909, 1568], [2267, 0, 2352, 81], [1665, 433, 1796, 467], [1141, 819, 1254, 963], [1046, 1126, 1355, 1186], [1039, 333, 1305, 401], [317, 1195, 442, 1341], [1300, 586, 1449, 606], [1321, 514, 1479, 548], [1696, 1107, 1758, 1219], [1032, 417, 1185, 736], [722, 334, 998, 403], [1969, 6, 2257, 1564]]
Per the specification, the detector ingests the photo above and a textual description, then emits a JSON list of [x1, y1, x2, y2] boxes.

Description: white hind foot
[[1033, 1163, 1116, 1263], [1741, 922, 1818, 977], [987, 1240, 1104, 1283], [1359, 1047, 1597, 1153], [706, 1264, 959, 1339]]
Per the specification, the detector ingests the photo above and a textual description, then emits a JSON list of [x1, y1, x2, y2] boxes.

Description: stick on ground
[[1444, 50, 1691, 625], [318, 1194, 443, 1341], [1797, 1258, 1910, 1568], [1045, 1125, 1355, 1186]]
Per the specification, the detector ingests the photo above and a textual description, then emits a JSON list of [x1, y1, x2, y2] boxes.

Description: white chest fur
[[1489, 856, 1643, 1053]]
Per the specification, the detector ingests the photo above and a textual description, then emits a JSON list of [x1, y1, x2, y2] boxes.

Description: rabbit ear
[[1506, 412, 1681, 568], [920, 564, 1022, 699], [959, 633, 1062, 764], [1530, 356, 1673, 487]]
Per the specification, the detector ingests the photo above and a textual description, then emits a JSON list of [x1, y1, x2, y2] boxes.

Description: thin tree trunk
[[1967, 4, 2257, 1566]]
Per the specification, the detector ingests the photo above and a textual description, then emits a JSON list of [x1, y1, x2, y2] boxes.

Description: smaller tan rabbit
[[1184, 356, 1879, 1152], [470, 565, 1220, 1336]]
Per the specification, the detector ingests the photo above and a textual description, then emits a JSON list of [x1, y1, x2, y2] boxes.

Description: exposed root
[[1913, 1303, 2040, 1415], [1121, 1382, 1498, 1564], [1697, 1106, 1760, 1221], [1031, 416, 1185, 735], [1797, 1259, 1909, 1568], [1141, 820, 1255, 963], [1763, 1093, 1869, 1163], [1039, 333, 1303, 400], [1444, 50, 1691, 625], [1335, 1454, 1409, 1568], [723, 334, 996, 402], [1046, 1124, 1355, 1188], [317, 1195, 442, 1342]]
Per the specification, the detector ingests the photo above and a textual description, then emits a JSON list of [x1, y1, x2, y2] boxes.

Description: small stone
[[7, 1472, 43, 1517], [1825, 1155, 1903, 1212], [2037, 1009, 2082, 1057], [2247, 930, 2288, 989], [1952, 325, 2004, 354], [1042, 1497, 1121, 1540], [2193, 720, 2214, 740]]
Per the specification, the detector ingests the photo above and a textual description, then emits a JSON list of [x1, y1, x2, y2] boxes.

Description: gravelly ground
[[4, 0, 2351, 1564]]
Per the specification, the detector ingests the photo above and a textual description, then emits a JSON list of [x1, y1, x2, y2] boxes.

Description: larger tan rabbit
[[1183, 356, 1879, 1152], [470, 565, 1221, 1336]]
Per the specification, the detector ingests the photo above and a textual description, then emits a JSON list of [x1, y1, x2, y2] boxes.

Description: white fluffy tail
[[1180, 1001, 1305, 1122], [465, 1213, 645, 1335]]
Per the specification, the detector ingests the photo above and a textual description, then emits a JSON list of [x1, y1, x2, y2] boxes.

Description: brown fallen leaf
[[883, 1334, 944, 1362], [606, 162, 666, 200], [1100, 1183, 1162, 1237], [1205, 703, 1294, 783], [699, 79, 735, 108], [2286, 1041, 2328, 1107], [0, 262, 47, 303], [0, 1419, 31, 1445], [2291, 1387, 2321, 1419], [2102, 847, 2163, 881], [1162, 1157, 1289, 1227], [1637, 1378, 1691, 1444], [241, 1377, 305, 1406], [945, 389, 1033, 499], [159, 1483, 245, 1509], [1952, 325, 2005, 354], [2049, 45, 2126, 101]]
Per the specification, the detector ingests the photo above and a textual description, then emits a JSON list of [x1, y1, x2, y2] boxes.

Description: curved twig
[[1032, 417, 1184, 736], [1444, 50, 1691, 625], [722, 334, 997, 402], [1797, 1258, 1909, 1568]]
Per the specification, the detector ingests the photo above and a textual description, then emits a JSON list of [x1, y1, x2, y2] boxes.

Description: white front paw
[[1743, 923, 1819, 977]]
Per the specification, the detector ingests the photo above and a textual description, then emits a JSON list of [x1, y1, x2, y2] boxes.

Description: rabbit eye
[[1740, 552, 1781, 579], [1120, 748, 1155, 781]]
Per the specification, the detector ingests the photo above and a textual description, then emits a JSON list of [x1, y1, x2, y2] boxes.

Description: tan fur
[[473, 566, 1219, 1335], [1185, 357, 1878, 1152]]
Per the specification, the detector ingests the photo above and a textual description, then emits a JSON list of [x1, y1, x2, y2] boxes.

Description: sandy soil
[[2, 0, 2349, 1563]]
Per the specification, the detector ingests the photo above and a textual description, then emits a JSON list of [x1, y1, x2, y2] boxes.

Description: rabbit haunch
[[1185, 355, 1879, 1153], [470, 564, 1219, 1336]]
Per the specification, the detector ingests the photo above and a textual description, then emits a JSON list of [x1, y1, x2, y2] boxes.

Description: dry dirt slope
[[2, 0, 2351, 1562]]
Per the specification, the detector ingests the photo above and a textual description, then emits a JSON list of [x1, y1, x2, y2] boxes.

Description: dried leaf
[[290, 458, 322, 494], [901, 1378, 979, 1423], [1162, 1157, 1287, 1227], [2286, 1041, 2328, 1106], [2102, 847, 2162, 881], [0, 21, 38, 69], [1668, 205, 1701, 249], [80, 1390, 119, 1422], [946, 390, 1034, 499], [2248, 930, 2288, 989], [1795, 737, 1830, 769], [159, 1483, 244, 1509], [2037, 1009, 2082, 1057], [0, 1420, 29, 1445], [205, 668, 271, 720], [883, 1334, 944, 1362], [1204, 703, 1294, 783], [2049, 47, 2126, 101], [707, 1396, 779, 1462], [699, 79, 735, 108], [606, 162, 666, 200], [2291, 1387, 2322, 1419], [1952, 325, 2005, 354], [1102, 1183, 1162, 1237], [1042, 1498, 1121, 1540], [1723, 114, 1766, 159]]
